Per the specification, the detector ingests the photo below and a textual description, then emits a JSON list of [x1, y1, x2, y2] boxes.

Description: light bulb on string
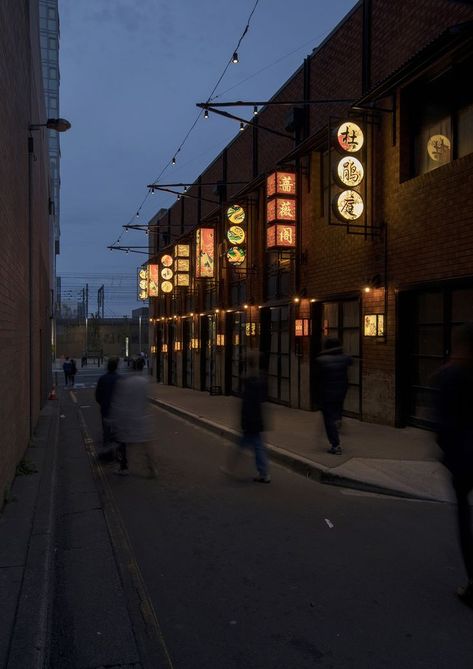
[[172, 156, 176, 165], [184, 186, 188, 192], [177, 194, 181, 200], [204, 109, 209, 119], [232, 52, 239, 64], [253, 106, 258, 116], [136, 211, 140, 218], [239, 122, 244, 132]]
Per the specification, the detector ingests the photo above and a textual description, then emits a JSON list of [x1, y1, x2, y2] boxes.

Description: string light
[[232, 52, 239, 64], [253, 105, 258, 116], [239, 122, 245, 131], [136, 212, 140, 218], [184, 186, 188, 192], [204, 109, 209, 119], [172, 156, 176, 165]]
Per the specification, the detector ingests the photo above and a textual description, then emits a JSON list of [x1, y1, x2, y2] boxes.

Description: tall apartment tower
[[39, 0, 61, 255]]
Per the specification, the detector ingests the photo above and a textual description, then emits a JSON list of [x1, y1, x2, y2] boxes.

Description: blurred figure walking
[[70, 358, 77, 387], [315, 337, 352, 455], [111, 371, 155, 478], [434, 324, 473, 608], [223, 351, 270, 483], [95, 357, 120, 450]]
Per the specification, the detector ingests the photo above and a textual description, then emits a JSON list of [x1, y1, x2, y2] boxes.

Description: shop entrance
[[231, 312, 247, 396], [313, 298, 361, 416], [398, 284, 473, 428], [182, 319, 193, 388], [263, 305, 290, 405]]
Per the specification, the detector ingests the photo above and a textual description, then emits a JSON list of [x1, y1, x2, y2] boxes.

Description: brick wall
[[0, 0, 52, 503]]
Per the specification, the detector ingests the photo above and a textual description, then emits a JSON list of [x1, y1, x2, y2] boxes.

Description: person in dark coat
[[315, 337, 352, 454], [434, 324, 473, 607], [62, 357, 72, 386], [69, 358, 77, 387], [222, 351, 270, 483], [95, 357, 120, 447]]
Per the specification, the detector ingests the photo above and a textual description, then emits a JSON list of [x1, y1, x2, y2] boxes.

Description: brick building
[[147, 0, 473, 431], [0, 1, 54, 502]]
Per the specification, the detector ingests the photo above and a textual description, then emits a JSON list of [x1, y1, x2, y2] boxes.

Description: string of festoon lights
[[109, 0, 261, 253]]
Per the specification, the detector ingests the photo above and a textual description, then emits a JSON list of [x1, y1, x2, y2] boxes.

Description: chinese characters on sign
[[266, 171, 297, 249], [427, 134, 451, 163], [333, 121, 366, 225], [195, 228, 214, 278], [336, 122, 364, 153], [336, 190, 364, 221]]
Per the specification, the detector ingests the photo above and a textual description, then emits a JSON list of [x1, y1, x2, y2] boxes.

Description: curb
[[149, 395, 442, 502], [6, 400, 60, 669]]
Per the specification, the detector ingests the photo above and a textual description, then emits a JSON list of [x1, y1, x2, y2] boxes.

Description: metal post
[[139, 315, 142, 353]]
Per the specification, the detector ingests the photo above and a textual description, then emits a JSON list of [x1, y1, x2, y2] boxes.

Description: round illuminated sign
[[161, 267, 173, 280], [161, 281, 173, 293], [139, 279, 147, 290], [334, 190, 364, 221], [226, 246, 246, 266], [226, 204, 245, 224], [336, 156, 364, 187], [139, 269, 147, 279], [161, 254, 173, 267], [227, 225, 245, 245], [427, 134, 451, 162], [139, 290, 147, 300], [336, 122, 364, 153]]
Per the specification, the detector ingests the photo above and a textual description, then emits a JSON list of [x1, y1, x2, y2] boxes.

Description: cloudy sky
[[58, 0, 358, 316]]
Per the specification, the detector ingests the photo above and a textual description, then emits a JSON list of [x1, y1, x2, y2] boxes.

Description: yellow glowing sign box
[[364, 314, 384, 337], [334, 190, 364, 221], [336, 122, 364, 153]]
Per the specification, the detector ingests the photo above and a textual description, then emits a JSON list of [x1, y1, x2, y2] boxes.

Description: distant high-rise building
[[39, 0, 61, 255]]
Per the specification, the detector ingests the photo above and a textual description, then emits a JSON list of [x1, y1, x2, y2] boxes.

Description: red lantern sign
[[266, 170, 297, 249]]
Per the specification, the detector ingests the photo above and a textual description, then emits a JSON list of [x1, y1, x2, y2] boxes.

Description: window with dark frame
[[405, 56, 473, 179]]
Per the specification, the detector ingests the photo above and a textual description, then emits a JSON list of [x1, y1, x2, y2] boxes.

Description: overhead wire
[[110, 0, 261, 249]]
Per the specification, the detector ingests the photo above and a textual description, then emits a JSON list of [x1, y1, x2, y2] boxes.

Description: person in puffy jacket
[[315, 337, 352, 454]]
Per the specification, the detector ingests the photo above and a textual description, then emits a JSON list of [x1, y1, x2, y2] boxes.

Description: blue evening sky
[[58, 0, 358, 315]]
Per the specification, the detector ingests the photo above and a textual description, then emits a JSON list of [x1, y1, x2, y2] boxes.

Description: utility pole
[[85, 283, 89, 319], [97, 285, 104, 319]]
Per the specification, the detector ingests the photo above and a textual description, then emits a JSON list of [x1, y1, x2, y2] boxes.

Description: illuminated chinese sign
[[336, 122, 364, 153], [174, 244, 190, 287], [195, 228, 214, 278], [137, 266, 148, 301], [225, 204, 247, 268], [333, 121, 365, 225], [266, 170, 297, 249], [336, 156, 364, 187], [148, 264, 159, 297], [245, 322, 257, 337], [427, 134, 451, 162], [364, 314, 384, 337], [266, 224, 296, 248], [266, 171, 297, 198], [159, 253, 175, 294], [335, 190, 364, 221], [216, 334, 225, 346]]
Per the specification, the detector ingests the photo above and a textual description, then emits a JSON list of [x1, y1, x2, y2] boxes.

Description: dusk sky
[[57, 0, 358, 316]]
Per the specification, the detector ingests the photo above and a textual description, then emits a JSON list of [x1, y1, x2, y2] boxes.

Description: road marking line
[[324, 518, 334, 529], [70, 392, 77, 404]]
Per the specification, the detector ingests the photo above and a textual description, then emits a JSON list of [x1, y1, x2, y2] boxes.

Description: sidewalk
[[147, 384, 454, 503], [0, 400, 59, 669]]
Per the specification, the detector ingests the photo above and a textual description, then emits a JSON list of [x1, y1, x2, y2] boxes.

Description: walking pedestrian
[[222, 351, 270, 483], [95, 357, 120, 450], [70, 358, 77, 387], [110, 371, 155, 478], [62, 356, 72, 387], [314, 337, 352, 455], [434, 323, 473, 608]]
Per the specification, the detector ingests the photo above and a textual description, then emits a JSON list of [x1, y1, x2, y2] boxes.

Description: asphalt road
[[53, 372, 473, 669]]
